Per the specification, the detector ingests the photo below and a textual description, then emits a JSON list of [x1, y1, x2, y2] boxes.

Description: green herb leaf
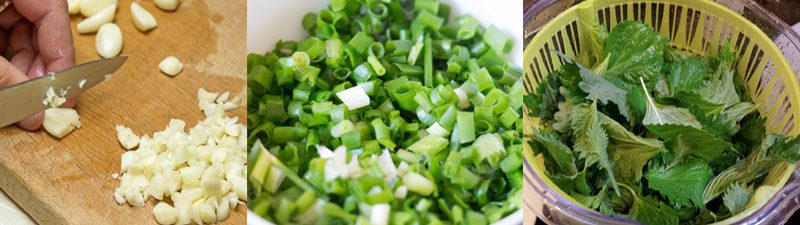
[[530, 131, 578, 176], [645, 159, 713, 208], [603, 21, 668, 82], [600, 114, 662, 184], [570, 102, 618, 194], [667, 56, 710, 95], [630, 193, 679, 225], [557, 52, 631, 121], [722, 183, 751, 214]]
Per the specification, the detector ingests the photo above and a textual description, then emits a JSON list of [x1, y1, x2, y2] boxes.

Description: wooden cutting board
[[0, 0, 246, 224]]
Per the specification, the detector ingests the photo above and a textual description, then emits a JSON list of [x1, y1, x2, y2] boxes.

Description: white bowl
[[246, 0, 523, 224]]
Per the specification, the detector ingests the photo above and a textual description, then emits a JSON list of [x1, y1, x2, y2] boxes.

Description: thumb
[[0, 57, 43, 130]]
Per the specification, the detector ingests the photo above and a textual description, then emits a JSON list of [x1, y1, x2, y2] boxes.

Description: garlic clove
[[76, 3, 116, 34], [96, 23, 123, 58], [130, 2, 158, 32]]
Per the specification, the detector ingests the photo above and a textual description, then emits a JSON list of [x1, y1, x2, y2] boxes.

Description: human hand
[[0, 0, 75, 131]]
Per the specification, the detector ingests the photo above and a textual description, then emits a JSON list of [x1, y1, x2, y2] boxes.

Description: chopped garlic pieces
[[44, 87, 66, 107], [115, 125, 139, 150], [113, 88, 246, 225], [153, 202, 178, 225], [43, 108, 81, 139]]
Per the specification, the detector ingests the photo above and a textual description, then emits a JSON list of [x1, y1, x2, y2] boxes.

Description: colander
[[523, 0, 800, 224]]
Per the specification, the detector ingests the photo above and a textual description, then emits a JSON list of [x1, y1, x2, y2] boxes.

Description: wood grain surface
[[0, 0, 246, 224]]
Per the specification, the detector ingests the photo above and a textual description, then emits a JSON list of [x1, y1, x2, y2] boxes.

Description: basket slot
[[782, 115, 794, 134]]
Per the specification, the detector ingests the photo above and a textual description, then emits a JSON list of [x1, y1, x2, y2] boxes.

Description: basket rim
[[523, 0, 800, 224]]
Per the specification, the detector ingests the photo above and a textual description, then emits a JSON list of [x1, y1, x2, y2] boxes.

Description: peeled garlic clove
[[80, 0, 116, 17], [43, 108, 81, 139], [153, 202, 178, 225], [67, 0, 83, 15], [130, 2, 157, 32], [96, 23, 123, 58], [154, 0, 180, 11], [76, 4, 116, 34], [159, 56, 183, 76]]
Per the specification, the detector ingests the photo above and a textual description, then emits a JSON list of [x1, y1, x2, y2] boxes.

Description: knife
[[0, 56, 127, 128]]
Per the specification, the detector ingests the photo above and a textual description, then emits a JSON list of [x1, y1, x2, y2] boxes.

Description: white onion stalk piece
[[370, 204, 391, 225], [426, 122, 450, 137], [335, 85, 370, 110], [454, 88, 470, 109]]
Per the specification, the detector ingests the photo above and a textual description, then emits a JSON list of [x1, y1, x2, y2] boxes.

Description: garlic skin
[[154, 0, 180, 11], [80, 0, 117, 17], [113, 88, 246, 224], [130, 2, 158, 32], [76, 4, 116, 34], [96, 23, 123, 58], [43, 108, 81, 139], [159, 56, 183, 76]]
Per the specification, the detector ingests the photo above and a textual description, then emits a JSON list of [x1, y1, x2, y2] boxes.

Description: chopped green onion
[[416, 11, 444, 31], [408, 135, 448, 156], [414, 0, 439, 13], [483, 25, 512, 54], [349, 32, 374, 54], [472, 133, 506, 168], [469, 68, 494, 92], [424, 35, 433, 87], [456, 15, 479, 40], [331, 120, 355, 138], [456, 111, 476, 143], [403, 172, 435, 196], [248, 0, 521, 223], [408, 41, 424, 65]]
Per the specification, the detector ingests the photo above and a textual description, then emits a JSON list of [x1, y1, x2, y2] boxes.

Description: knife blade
[[0, 56, 127, 128]]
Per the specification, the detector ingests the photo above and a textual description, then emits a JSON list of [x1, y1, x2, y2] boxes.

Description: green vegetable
[[248, 0, 521, 224], [527, 20, 800, 224]]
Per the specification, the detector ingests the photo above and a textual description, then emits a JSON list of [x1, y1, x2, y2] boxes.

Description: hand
[[0, 0, 75, 131]]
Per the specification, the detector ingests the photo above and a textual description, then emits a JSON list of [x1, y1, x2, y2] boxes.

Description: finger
[[12, 0, 74, 73], [26, 53, 43, 78], [0, 48, 40, 131], [0, 55, 27, 88], [0, 7, 21, 29], [16, 111, 42, 131], [0, 28, 9, 55], [7, 21, 34, 73]]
